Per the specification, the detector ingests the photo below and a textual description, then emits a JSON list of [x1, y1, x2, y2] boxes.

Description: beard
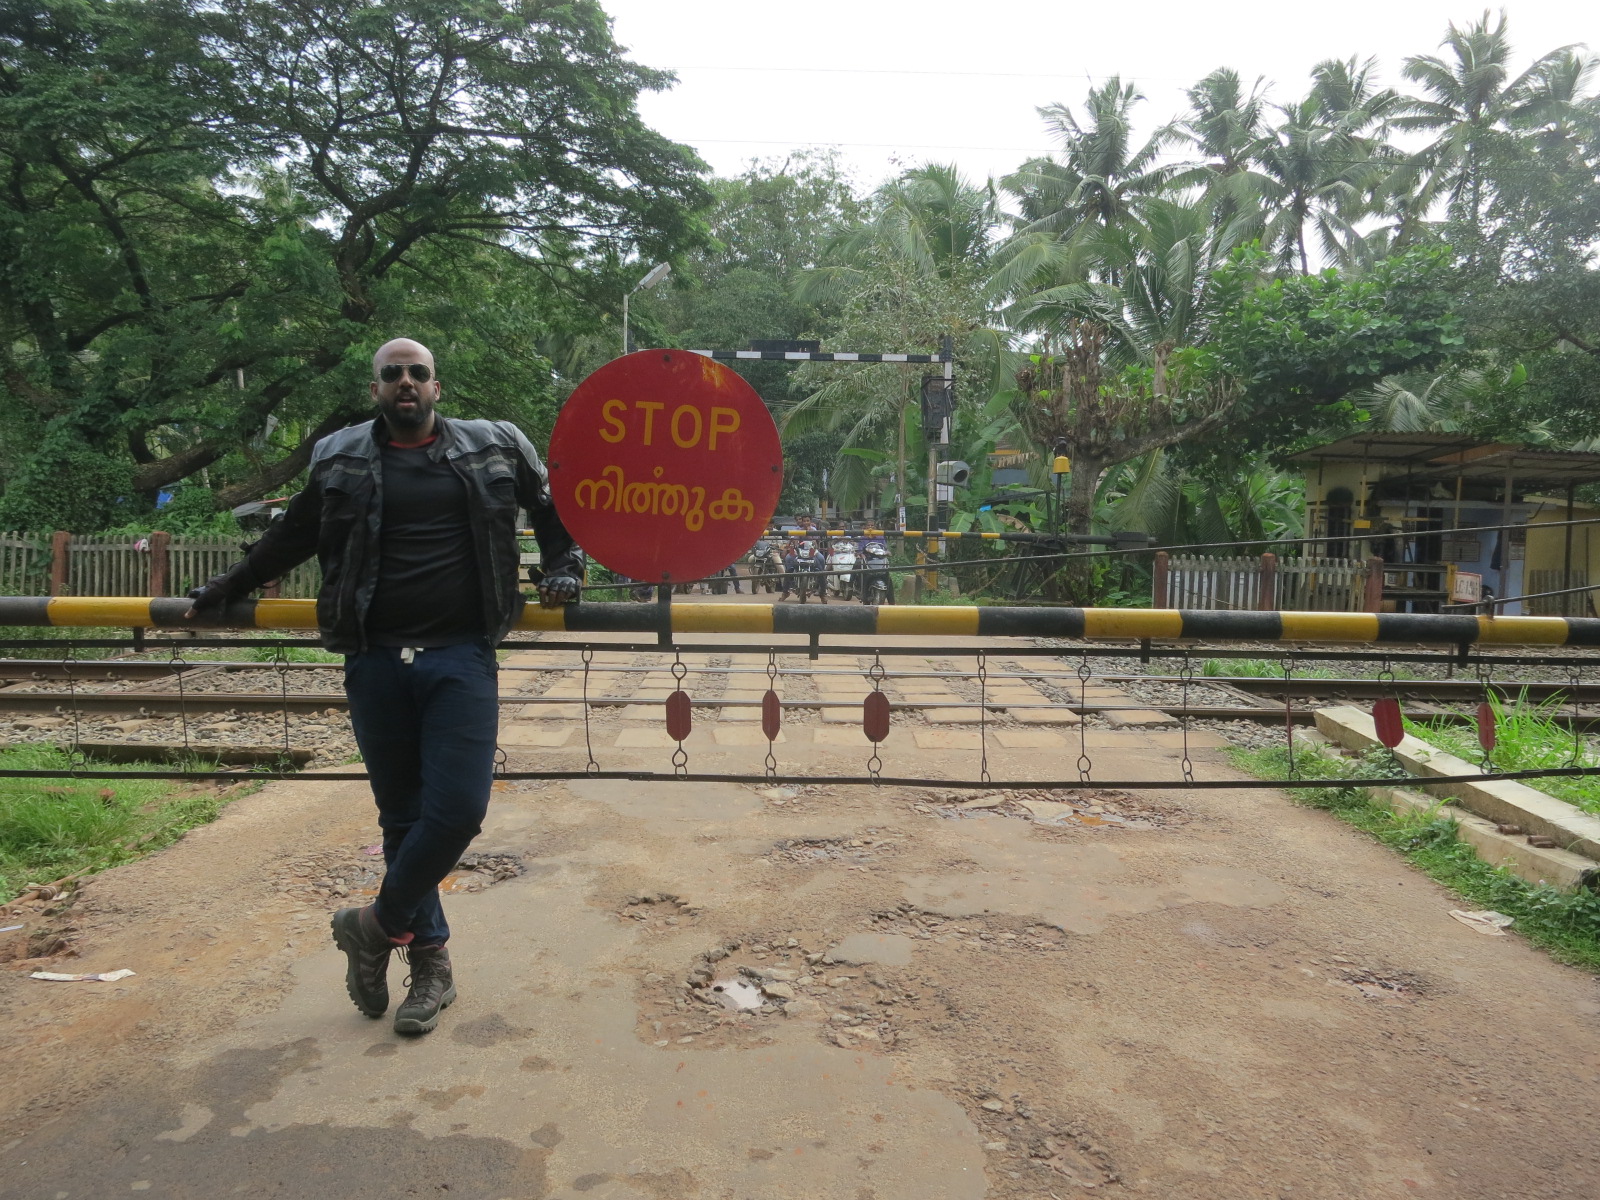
[[377, 391, 435, 433]]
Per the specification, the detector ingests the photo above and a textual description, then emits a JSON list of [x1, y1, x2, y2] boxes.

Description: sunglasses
[[378, 363, 433, 383]]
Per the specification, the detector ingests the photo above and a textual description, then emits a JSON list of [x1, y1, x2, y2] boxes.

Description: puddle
[[707, 976, 763, 1011]]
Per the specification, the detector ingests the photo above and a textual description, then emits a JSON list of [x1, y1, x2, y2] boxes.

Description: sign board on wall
[[1451, 571, 1483, 604], [547, 351, 784, 583]]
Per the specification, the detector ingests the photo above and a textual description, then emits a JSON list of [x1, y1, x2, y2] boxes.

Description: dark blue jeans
[[343, 640, 499, 945]]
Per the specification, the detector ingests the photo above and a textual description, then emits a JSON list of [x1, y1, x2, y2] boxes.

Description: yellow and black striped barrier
[[5, 596, 1599, 647], [518, 528, 1148, 546]]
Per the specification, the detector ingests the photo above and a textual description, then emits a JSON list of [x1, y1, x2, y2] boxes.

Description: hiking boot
[[394, 944, 456, 1036], [330, 905, 406, 1018]]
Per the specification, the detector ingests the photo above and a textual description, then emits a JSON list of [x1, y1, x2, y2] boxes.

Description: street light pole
[[621, 262, 672, 356]]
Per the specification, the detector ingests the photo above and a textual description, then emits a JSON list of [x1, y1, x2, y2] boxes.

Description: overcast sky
[[603, 0, 1596, 192]]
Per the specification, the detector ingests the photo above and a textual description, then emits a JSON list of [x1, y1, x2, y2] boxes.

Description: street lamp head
[[638, 262, 672, 291]]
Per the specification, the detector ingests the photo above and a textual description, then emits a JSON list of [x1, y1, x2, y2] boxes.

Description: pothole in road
[[629, 925, 1122, 1195], [864, 904, 1075, 955], [633, 933, 917, 1052], [274, 848, 525, 905], [965, 1090, 1118, 1194], [444, 852, 527, 894], [1331, 963, 1431, 1005], [619, 893, 701, 931], [768, 829, 905, 867], [910, 786, 1182, 831]]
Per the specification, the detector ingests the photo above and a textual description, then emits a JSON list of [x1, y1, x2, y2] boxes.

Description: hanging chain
[[580, 647, 599, 775], [976, 651, 991, 785], [1568, 662, 1585, 768], [1178, 651, 1195, 785], [1075, 650, 1092, 783], [670, 649, 688, 776], [1282, 650, 1298, 780], [272, 640, 293, 769], [61, 638, 85, 775], [763, 650, 779, 780], [866, 652, 886, 783], [170, 640, 192, 756], [1474, 657, 1495, 773]]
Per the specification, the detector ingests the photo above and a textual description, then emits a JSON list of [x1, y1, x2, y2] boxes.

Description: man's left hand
[[536, 575, 580, 608]]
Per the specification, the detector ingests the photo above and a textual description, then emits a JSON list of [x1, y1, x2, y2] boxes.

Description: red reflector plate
[[761, 689, 781, 740], [1373, 697, 1404, 749], [863, 690, 891, 743], [665, 690, 692, 742], [1476, 700, 1496, 753]]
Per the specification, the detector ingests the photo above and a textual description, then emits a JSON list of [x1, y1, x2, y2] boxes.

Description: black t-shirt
[[364, 442, 485, 646]]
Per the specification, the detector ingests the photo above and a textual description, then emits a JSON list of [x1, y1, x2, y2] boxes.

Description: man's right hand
[[184, 575, 231, 620]]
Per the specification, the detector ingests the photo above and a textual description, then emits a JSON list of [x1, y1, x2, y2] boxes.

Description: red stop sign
[[548, 351, 783, 584]]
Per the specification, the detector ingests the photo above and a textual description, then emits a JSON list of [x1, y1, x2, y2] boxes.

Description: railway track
[[3, 655, 1597, 725]]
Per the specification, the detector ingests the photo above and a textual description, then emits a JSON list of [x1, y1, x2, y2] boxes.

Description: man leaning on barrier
[[185, 338, 584, 1036]]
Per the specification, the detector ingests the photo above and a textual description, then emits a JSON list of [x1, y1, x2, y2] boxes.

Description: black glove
[[184, 574, 232, 618], [184, 557, 262, 619], [536, 574, 580, 609]]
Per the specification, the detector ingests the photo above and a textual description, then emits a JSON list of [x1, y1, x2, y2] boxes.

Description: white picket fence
[[165, 539, 322, 600], [1167, 555, 1370, 612], [0, 532, 48, 596], [1277, 558, 1371, 612], [67, 534, 151, 597], [0, 531, 320, 599]]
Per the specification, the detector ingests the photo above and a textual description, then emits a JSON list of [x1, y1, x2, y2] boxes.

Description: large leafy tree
[[788, 164, 1000, 520], [0, 0, 709, 528], [625, 151, 865, 408], [1392, 11, 1579, 235]]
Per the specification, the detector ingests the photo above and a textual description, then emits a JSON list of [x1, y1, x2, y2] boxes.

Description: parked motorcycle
[[750, 540, 784, 594], [862, 540, 893, 605], [794, 540, 827, 604], [827, 540, 858, 601]]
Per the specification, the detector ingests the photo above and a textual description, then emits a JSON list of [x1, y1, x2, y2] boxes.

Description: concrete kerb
[[1372, 786, 1598, 891], [1316, 705, 1600, 883]]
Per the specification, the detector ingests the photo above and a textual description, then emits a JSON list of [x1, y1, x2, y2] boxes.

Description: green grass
[[240, 638, 341, 664], [1409, 693, 1600, 816], [0, 745, 246, 902], [1230, 742, 1600, 972], [0, 626, 142, 660], [1200, 657, 1424, 680], [1201, 657, 1337, 679]]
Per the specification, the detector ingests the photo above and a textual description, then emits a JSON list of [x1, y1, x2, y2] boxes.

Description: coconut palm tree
[[788, 164, 1003, 522], [1003, 79, 1178, 238], [1393, 11, 1579, 231], [1003, 195, 1256, 360], [1170, 68, 1276, 237]]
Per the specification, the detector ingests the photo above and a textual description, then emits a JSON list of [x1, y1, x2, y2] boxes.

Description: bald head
[[370, 337, 441, 439], [373, 338, 435, 376]]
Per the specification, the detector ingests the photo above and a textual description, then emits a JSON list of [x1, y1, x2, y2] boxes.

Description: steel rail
[[4, 636, 1596, 670], [11, 597, 1600, 648], [9, 659, 1600, 699]]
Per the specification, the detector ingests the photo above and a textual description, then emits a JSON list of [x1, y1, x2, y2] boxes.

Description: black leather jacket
[[212, 416, 583, 653]]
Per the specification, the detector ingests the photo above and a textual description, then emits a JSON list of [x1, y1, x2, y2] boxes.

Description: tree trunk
[[212, 406, 365, 509], [1058, 451, 1104, 604], [894, 393, 907, 529]]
